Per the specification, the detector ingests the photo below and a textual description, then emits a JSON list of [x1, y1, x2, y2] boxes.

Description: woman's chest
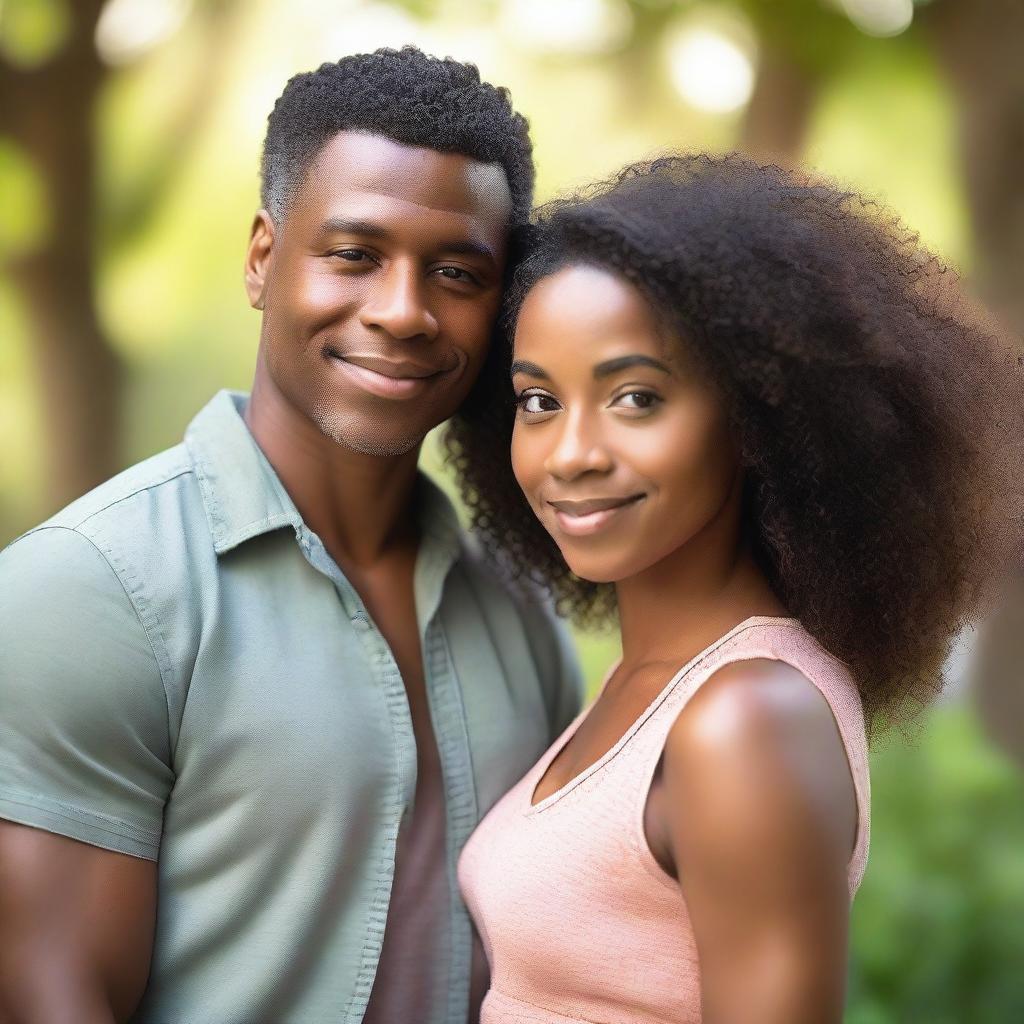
[[531, 662, 678, 805]]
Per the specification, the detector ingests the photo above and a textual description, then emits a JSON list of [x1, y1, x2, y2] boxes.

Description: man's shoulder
[[0, 442, 215, 624], [8, 442, 207, 561], [1, 439, 226, 742], [34, 443, 196, 534]]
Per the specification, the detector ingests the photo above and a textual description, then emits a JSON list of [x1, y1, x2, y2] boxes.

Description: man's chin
[[336, 432, 423, 458], [310, 407, 428, 458]]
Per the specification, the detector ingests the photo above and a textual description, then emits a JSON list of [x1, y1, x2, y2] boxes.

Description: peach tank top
[[458, 617, 871, 1024]]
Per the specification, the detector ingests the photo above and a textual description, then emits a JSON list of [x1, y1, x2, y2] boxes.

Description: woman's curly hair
[[445, 153, 1024, 728]]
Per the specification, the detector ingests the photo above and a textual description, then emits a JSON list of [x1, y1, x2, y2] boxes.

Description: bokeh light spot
[[667, 24, 755, 114], [95, 0, 192, 66], [500, 0, 632, 56], [841, 0, 915, 37]]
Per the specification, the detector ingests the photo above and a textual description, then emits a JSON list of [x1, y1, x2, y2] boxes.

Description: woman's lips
[[547, 495, 644, 537]]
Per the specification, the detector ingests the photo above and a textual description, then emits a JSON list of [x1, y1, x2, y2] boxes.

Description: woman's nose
[[544, 410, 613, 481]]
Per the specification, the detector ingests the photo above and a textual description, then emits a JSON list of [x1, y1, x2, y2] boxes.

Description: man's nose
[[544, 408, 613, 481], [358, 263, 439, 341]]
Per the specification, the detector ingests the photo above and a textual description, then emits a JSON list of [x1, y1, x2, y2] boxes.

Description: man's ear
[[245, 210, 276, 310]]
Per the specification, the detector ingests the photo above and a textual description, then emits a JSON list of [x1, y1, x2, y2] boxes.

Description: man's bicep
[[0, 528, 173, 859], [0, 819, 157, 1023]]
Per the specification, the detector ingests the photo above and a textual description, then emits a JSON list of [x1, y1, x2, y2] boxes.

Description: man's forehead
[[301, 130, 512, 224]]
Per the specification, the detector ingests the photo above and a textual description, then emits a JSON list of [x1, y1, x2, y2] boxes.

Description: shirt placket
[[295, 525, 418, 1023], [422, 614, 478, 1024], [416, 537, 480, 1024]]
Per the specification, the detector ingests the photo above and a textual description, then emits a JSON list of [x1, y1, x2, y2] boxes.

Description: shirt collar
[[184, 390, 464, 569]]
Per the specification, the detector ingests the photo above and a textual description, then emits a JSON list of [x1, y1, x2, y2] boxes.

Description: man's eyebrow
[[320, 217, 389, 238], [318, 218, 497, 263], [593, 355, 670, 378], [439, 239, 498, 263]]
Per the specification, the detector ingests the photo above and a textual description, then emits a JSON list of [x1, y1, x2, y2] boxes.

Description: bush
[[848, 702, 1024, 1022]]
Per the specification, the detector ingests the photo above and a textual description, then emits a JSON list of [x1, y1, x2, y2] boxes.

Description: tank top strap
[[615, 616, 871, 893]]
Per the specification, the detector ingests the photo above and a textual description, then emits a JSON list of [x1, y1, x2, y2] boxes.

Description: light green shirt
[[0, 390, 582, 1024]]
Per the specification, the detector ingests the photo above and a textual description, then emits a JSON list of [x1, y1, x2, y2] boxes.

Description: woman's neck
[[614, 506, 788, 671]]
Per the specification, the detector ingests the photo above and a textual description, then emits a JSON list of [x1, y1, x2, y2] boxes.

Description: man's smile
[[324, 347, 458, 400]]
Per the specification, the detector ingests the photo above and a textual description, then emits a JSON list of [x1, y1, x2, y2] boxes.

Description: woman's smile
[[547, 494, 645, 536], [510, 264, 738, 585]]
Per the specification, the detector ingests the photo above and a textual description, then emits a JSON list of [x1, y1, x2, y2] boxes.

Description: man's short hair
[[261, 46, 534, 224]]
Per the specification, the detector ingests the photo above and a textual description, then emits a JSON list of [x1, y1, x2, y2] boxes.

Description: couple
[[1, 47, 1019, 1024]]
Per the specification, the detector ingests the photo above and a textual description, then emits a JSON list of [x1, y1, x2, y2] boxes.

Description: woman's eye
[[615, 390, 660, 411], [517, 393, 558, 415]]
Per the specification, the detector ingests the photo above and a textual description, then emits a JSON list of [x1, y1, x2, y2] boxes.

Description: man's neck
[[244, 374, 422, 569]]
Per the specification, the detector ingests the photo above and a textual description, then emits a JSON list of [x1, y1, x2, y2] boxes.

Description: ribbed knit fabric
[[458, 616, 871, 1023]]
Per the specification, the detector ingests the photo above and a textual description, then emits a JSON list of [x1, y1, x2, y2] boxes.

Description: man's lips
[[547, 494, 645, 537], [324, 349, 456, 400], [326, 350, 451, 379]]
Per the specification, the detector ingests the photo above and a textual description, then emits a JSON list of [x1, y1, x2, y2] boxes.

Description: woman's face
[[510, 264, 740, 585]]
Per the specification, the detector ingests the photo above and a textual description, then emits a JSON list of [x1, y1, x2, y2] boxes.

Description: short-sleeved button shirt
[[0, 390, 582, 1024]]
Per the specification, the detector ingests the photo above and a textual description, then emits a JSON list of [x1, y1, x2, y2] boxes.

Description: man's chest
[[160, 567, 552, 837]]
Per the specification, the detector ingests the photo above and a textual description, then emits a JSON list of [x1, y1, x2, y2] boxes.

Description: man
[[0, 48, 581, 1024]]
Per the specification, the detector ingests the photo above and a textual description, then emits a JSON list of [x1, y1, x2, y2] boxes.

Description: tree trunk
[[12, 254, 123, 513], [968, 574, 1024, 772], [739, 42, 822, 165], [926, 0, 1024, 340], [922, 0, 1024, 766], [1, 0, 123, 515]]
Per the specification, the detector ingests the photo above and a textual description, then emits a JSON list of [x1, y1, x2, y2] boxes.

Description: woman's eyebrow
[[511, 354, 671, 381], [510, 359, 549, 380], [593, 355, 670, 378]]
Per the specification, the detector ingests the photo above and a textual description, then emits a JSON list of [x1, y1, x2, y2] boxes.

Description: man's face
[[245, 131, 512, 456]]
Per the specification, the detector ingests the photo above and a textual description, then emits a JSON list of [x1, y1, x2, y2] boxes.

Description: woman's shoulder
[[676, 655, 843, 746], [662, 656, 858, 864]]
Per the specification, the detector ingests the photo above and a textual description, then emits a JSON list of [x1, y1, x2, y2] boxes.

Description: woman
[[448, 155, 1024, 1023]]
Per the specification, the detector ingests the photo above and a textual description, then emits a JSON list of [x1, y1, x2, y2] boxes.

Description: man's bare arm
[[0, 821, 156, 1024]]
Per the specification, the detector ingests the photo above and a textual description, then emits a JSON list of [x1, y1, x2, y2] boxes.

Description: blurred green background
[[2, 0, 1022, 1019]]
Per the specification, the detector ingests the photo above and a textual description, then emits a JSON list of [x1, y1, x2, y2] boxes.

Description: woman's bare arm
[[662, 658, 858, 1024]]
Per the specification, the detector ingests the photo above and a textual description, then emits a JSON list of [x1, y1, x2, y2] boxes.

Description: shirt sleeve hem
[[0, 790, 160, 861]]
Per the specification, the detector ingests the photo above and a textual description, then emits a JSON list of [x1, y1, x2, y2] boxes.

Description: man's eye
[[333, 249, 370, 263], [435, 266, 478, 284]]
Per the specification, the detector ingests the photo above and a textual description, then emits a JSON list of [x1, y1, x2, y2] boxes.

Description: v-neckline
[[525, 615, 799, 814]]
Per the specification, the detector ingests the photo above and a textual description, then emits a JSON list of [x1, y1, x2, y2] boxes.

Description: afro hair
[[260, 45, 533, 225], [446, 153, 1024, 730]]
